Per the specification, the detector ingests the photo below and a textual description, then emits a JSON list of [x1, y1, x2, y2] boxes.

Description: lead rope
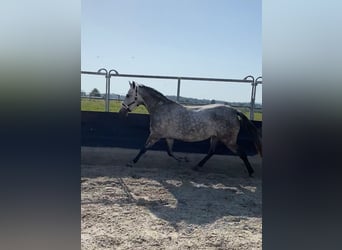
[[118, 177, 136, 203]]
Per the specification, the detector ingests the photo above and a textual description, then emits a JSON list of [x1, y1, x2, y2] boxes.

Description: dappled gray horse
[[119, 81, 262, 176]]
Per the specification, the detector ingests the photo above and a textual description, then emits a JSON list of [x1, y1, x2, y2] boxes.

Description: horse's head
[[119, 81, 142, 116]]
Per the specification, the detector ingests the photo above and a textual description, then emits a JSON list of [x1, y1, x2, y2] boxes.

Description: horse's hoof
[[192, 166, 200, 171], [175, 156, 189, 163], [182, 157, 190, 163], [126, 162, 134, 168]]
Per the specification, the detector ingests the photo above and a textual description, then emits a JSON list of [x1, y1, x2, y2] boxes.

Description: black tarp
[[81, 111, 262, 156]]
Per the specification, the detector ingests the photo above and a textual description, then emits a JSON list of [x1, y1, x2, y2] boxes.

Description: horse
[[119, 81, 262, 177]]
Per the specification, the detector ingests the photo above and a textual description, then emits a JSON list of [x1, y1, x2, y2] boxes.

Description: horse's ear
[[129, 81, 136, 89]]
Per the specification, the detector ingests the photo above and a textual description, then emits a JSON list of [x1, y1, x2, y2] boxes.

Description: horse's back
[[185, 103, 228, 111], [158, 103, 239, 141], [186, 104, 237, 119]]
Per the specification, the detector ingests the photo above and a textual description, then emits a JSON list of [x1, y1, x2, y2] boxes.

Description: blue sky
[[81, 0, 262, 103]]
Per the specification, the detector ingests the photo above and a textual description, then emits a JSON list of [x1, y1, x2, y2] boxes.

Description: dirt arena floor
[[81, 147, 262, 250]]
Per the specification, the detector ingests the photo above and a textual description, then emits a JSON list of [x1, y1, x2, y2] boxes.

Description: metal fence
[[81, 68, 262, 120]]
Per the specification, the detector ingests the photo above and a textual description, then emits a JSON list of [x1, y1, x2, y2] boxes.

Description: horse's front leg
[[165, 138, 189, 163], [126, 134, 160, 167]]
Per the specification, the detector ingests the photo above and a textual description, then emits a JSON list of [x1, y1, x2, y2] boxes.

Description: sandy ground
[[81, 147, 262, 250]]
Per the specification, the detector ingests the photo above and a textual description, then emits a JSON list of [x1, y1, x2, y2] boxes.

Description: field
[[81, 98, 263, 121], [81, 147, 262, 249]]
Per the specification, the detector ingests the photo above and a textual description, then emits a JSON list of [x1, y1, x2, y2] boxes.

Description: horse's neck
[[139, 88, 170, 113]]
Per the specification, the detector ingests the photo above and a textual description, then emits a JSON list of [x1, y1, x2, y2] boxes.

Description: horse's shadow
[[133, 175, 261, 226], [82, 157, 261, 226]]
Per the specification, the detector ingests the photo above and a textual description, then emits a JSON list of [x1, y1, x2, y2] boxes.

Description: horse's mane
[[139, 85, 174, 103]]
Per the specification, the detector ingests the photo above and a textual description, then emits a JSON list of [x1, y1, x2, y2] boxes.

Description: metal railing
[[81, 68, 262, 120]]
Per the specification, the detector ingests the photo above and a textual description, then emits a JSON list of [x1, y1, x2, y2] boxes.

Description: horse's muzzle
[[119, 107, 129, 116]]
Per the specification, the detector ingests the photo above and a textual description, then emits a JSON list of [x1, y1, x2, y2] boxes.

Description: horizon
[[81, 88, 262, 106]]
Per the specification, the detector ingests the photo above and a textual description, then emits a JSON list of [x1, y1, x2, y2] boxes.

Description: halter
[[122, 86, 139, 112]]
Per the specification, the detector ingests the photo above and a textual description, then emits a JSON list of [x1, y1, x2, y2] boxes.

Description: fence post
[[253, 76, 262, 119], [244, 75, 255, 120], [177, 78, 181, 102], [108, 69, 119, 112], [98, 68, 109, 112], [251, 81, 256, 120], [97, 68, 109, 112]]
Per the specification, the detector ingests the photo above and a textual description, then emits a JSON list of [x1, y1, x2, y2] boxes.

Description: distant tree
[[210, 99, 216, 104], [81, 90, 86, 97], [89, 88, 101, 97]]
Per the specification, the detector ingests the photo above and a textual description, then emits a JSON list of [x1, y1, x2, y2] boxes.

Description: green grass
[[81, 98, 147, 114], [247, 111, 262, 121], [81, 98, 262, 121]]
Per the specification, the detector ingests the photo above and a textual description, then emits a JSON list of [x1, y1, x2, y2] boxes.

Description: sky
[[81, 0, 262, 103]]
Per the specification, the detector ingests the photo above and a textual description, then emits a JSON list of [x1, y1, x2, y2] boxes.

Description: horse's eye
[[126, 94, 130, 98]]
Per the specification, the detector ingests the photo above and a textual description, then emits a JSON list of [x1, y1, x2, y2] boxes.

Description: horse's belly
[[159, 115, 223, 142], [172, 126, 214, 142]]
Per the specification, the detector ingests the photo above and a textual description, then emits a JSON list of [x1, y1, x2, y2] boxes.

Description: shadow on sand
[[82, 153, 261, 226]]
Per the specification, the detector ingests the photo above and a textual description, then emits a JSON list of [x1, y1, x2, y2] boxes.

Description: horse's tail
[[236, 111, 263, 157]]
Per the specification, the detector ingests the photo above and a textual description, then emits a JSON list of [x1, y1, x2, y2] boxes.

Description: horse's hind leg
[[193, 136, 218, 171], [237, 148, 254, 177], [165, 138, 189, 163], [127, 134, 160, 167], [222, 140, 254, 177]]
